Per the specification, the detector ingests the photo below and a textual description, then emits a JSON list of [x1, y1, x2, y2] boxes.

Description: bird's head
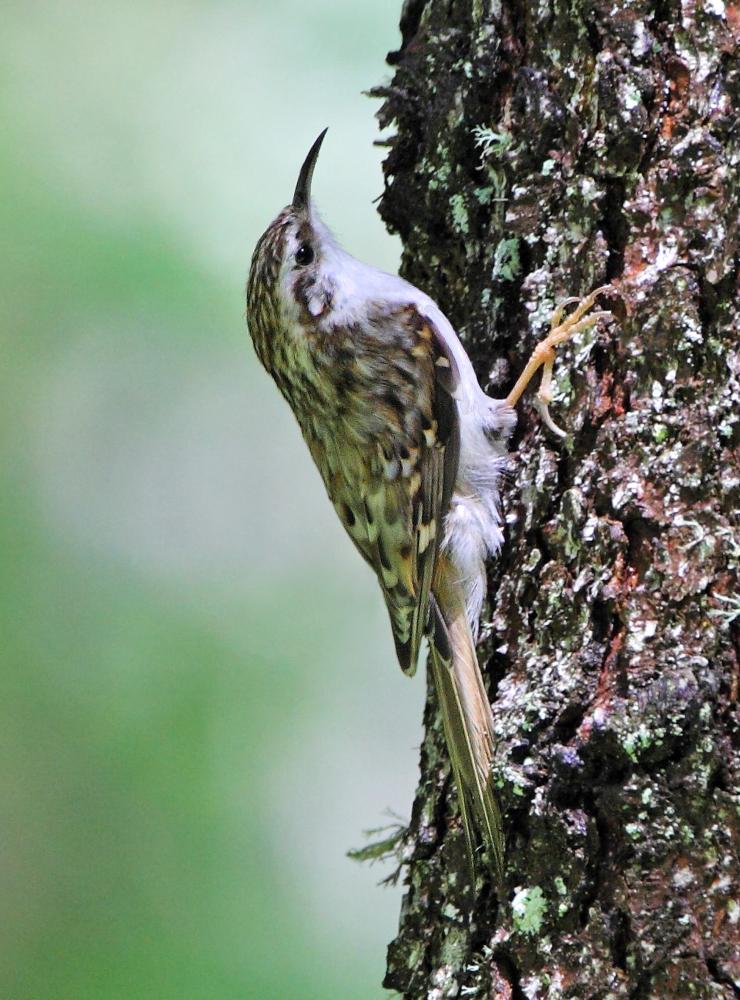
[[246, 129, 338, 371]]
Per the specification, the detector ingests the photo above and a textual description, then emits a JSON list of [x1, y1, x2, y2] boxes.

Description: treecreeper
[[245, 130, 615, 882]]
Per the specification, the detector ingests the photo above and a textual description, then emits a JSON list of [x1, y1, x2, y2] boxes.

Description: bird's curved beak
[[292, 128, 328, 210]]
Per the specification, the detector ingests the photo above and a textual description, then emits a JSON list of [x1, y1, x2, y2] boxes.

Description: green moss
[[512, 886, 548, 935], [622, 724, 653, 762], [471, 125, 513, 162], [450, 193, 469, 235], [493, 238, 520, 281], [439, 925, 469, 967], [427, 160, 451, 192]]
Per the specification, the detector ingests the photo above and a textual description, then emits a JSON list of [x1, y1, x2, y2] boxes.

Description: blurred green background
[[0, 3, 426, 997]]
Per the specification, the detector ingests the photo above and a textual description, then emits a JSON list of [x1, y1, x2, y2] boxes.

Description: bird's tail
[[429, 568, 504, 880]]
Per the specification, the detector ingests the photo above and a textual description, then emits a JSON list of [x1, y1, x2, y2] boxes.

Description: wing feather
[[306, 303, 460, 677], [377, 308, 460, 675]]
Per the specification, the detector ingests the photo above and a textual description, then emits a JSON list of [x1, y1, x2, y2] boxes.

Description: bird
[[245, 129, 613, 880]]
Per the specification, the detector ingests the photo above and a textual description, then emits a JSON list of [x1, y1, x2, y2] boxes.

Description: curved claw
[[550, 296, 581, 330], [534, 396, 567, 438]]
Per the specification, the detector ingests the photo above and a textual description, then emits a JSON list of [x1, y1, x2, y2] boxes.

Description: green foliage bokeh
[[0, 3, 422, 997]]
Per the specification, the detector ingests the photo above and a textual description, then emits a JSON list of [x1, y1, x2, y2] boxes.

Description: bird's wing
[[326, 304, 461, 676]]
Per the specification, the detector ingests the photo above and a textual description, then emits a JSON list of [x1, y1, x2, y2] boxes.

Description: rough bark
[[370, 1, 739, 996]]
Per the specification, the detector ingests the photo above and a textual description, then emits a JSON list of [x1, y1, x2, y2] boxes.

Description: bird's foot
[[506, 285, 617, 437]]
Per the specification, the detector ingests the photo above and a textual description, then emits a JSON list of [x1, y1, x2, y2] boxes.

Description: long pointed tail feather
[[429, 587, 505, 881]]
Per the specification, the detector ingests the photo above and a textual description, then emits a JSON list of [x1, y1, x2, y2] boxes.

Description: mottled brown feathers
[[248, 233, 460, 676], [246, 188, 509, 875]]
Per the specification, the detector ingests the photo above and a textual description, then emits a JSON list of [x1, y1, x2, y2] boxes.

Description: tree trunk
[[370, 1, 739, 996]]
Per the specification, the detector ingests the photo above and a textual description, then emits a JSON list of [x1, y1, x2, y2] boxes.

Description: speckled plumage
[[246, 132, 516, 876]]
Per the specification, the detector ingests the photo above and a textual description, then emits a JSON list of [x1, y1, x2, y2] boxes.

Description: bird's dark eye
[[295, 242, 314, 266]]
